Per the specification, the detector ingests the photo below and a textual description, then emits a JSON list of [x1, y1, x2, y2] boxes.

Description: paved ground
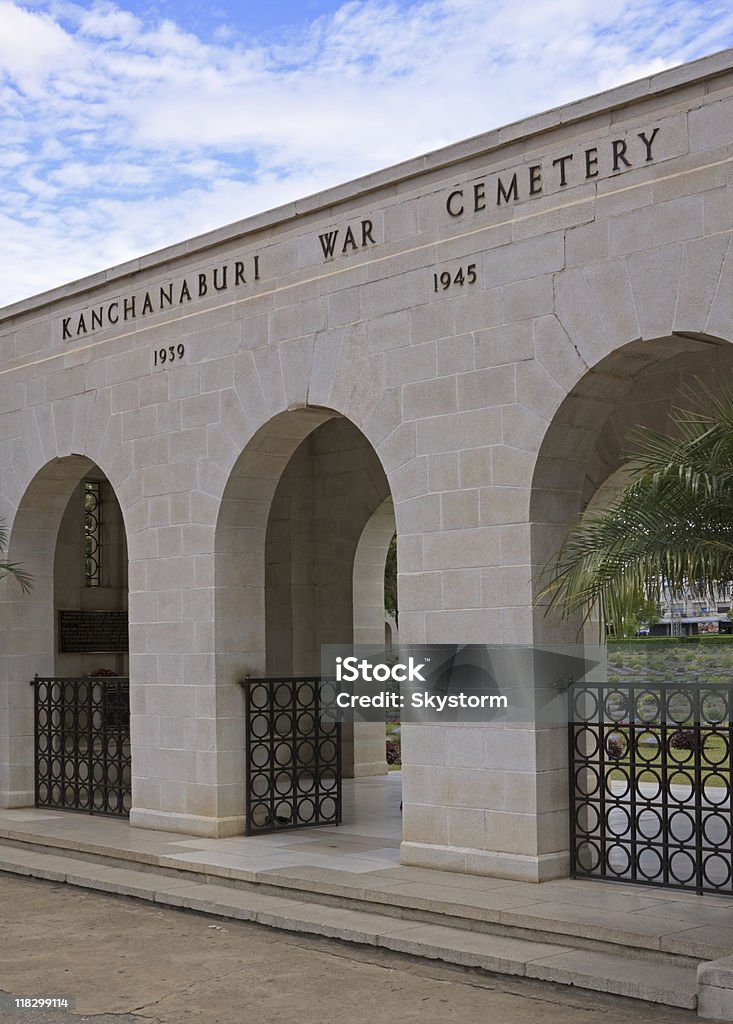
[[0, 874, 702, 1024]]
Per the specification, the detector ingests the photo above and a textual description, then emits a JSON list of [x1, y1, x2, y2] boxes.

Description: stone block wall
[[0, 52, 732, 874]]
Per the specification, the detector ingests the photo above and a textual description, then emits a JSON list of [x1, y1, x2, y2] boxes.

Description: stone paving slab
[[699, 956, 733, 990], [631, 887, 733, 909], [172, 853, 312, 874], [698, 959, 733, 1023], [261, 852, 397, 873], [0, 827, 162, 864], [375, 880, 561, 914], [663, 924, 733, 960], [255, 900, 426, 944], [699, 985, 733, 1022], [366, 880, 537, 919], [494, 899, 708, 950], [256, 868, 530, 916], [253, 864, 416, 899], [69, 867, 171, 899], [630, 902, 733, 927], [526, 948, 698, 1008], [494, 882, 671, 913], [367, 864, 530, 890], [153, 880, 291, 918], [378, 922, 574, 974]]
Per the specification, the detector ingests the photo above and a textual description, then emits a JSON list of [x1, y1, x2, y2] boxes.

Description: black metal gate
[[242, 676, 341, 835], [32, 676, 131, 817], [569, 681, 733, 894]]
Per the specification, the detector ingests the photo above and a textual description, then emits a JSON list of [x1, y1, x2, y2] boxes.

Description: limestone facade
[[2, 50, 733, 880]]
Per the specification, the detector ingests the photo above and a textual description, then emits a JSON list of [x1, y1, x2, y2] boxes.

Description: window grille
[[83, 481, 101, 586]]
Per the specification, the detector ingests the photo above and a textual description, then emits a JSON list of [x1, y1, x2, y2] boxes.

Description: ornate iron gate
[[242, 676, 341, 835], [569, 681, 733, 894], [32, 676, 132, 817]]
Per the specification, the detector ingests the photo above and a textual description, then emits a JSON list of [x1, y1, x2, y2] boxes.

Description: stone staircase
[[0, 835, 721, 1015]]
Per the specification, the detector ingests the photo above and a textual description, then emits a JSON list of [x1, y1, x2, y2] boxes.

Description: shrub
[[669, 728, 699, 751], [605, 736, 624, 758], [386, 739, 401, 765]]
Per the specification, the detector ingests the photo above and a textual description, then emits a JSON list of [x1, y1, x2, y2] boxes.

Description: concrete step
[[0, 828, 721, 966], [0, 841, 699, 1010]]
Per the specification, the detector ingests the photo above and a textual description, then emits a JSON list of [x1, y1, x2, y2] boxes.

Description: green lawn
[[589, 642, 733, 786], [597, 729, 730, 787]]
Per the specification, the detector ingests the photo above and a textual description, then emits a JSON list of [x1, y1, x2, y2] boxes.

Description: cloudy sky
[[2, 0, 732, 307]]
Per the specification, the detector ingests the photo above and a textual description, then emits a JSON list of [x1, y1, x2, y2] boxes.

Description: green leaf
[[537, 381, 733, 637], [0, 518, 33, 593]]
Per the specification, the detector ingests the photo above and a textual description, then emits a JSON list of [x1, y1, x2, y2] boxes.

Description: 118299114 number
[[433, 263, 477, 291], [154, 344, 185, 367]]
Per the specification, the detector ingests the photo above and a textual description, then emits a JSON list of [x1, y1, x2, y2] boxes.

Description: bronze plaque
[[58, 610, 128, 653]]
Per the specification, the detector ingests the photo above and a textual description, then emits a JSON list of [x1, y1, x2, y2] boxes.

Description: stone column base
[[0, 788, 35, 809], [347, 761, 389, 778], [129, 807, 245, 838], [400, 841, 569, 883]]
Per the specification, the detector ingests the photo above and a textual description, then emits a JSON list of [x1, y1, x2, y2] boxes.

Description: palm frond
[[0, 518, 33, 593], [538, 384, 733, 636], [0, 561, 34, 593]]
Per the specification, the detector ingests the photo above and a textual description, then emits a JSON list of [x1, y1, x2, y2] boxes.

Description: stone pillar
[[0, 556, 54, 809], [349, 497, 395, 777], [0, 458, 93, 809], [396, 481, 575, 882]]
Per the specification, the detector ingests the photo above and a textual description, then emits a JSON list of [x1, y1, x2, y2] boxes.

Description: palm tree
[[538, 383, 733, 635], [0, 518, 32, 592]]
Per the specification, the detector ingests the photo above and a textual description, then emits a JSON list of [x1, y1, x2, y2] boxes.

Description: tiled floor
[[0, 772, 404, 874], [161, 772, 403, 874]]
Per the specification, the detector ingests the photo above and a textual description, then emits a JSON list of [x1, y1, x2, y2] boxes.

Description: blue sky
[[151, 0, 354, 41], [1, 0, 733, 306]]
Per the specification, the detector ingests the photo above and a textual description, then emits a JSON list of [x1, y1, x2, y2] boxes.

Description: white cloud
[[1, 0, 732, 306], [0, 1, 76, 85]]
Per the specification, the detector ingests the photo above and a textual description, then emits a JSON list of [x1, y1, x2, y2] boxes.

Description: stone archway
[[214, 408, 395, 831], [530, 335, 733, 641], [347, 496, 397, 779], [353, 497, 396, 648], [525, 333, 733, 883], [0, 456, 129, 810]]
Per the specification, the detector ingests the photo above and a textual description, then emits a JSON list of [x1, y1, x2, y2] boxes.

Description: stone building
[[2, 48, 733, 884]]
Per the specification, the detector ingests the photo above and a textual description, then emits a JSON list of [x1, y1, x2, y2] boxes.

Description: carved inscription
[[445, 129, 660, 217], [61, 254, 261, 341], [433, 264, 478, 292], [154, 343, 185, 368], [318, 219, 375, 259], [55, 124, 665, 360]]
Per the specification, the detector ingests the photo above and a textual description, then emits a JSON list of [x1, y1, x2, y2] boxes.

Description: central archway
[[215, 407, 398, 833]]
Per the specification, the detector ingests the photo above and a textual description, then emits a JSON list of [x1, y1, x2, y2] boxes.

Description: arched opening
[[350, 497, 396, 779], [531, 334, 733, 891], [0, 456, 130, 813], [215, 408, 400, 837], [531, 335, 733, 641], [54, 469, 129, 677]]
